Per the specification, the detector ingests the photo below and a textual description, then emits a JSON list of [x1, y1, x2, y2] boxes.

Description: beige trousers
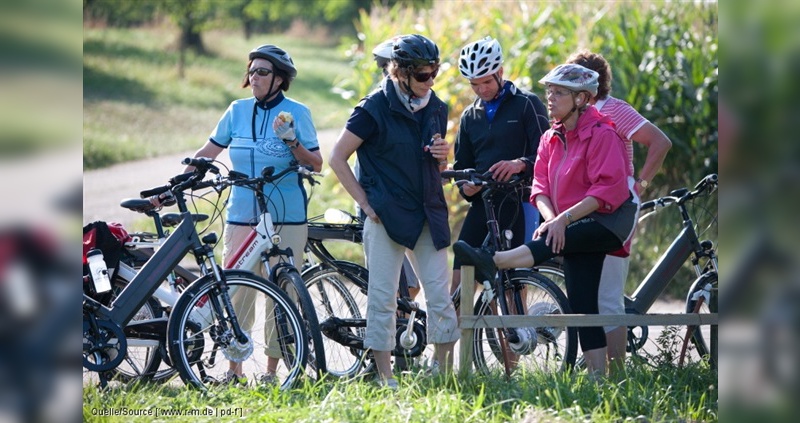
[[362, 219, 459, 351]]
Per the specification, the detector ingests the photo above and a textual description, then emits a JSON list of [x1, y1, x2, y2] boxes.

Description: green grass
[[84, 364, 717, 422], [84, 27, 353, 169]]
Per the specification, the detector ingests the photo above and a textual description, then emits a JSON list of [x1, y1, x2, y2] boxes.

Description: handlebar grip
[[169, 172, 194, 185], [640, 200, 655, 212], [182, 157, 220, 174], [441, 169, 473, 181], [140, 184, 171, 198]]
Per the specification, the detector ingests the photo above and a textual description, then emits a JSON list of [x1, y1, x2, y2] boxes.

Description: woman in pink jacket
[[453, 63, 638, 377]]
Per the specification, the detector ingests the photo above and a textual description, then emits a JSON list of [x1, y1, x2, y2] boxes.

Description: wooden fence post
[[458, 265, 475, 376]]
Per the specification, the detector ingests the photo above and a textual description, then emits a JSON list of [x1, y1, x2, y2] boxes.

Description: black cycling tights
[[525, 218, 622, 352]]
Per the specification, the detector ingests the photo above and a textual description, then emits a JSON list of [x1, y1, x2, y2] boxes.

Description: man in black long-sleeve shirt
[[451, 36, 550, 294]]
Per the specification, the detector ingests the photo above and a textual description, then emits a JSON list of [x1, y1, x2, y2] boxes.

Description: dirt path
[[83, 128, 341, 228]]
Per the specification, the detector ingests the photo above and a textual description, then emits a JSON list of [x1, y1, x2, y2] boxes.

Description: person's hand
[[489, 159, 526, 182], [461, 183, 483, 197], [360, 203, 380, 223], [425, 133, 449, 164], [273, 116, 296, 141], [534, 214, 568, 253]]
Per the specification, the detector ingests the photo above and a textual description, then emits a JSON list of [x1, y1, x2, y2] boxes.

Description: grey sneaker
[[256, 373, 277, 386], [377, 378, 399, 390]]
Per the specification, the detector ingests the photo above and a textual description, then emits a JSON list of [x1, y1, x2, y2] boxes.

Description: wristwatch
[[284, 139, 300, 149], [636, 178, 649, 188]]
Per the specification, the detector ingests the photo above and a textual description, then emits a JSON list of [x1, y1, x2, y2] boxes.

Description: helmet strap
[[492, 73, 503, 98]]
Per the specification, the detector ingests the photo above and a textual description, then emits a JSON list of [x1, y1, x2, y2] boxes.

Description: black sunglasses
[[248, 67, 273, 77], [412, 67, 439, 83]]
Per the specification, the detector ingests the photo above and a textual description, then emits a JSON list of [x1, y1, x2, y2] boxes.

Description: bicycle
[[441, 169, 578, 376], [82, 158, 309, 390], [217, 163, 327, 378], [301, 210, 430, 378], [98, 207, 206, 383], [620, 173, 719, 368]]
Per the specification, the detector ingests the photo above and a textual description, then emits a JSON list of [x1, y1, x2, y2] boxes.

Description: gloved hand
[[273, 116, 296, 141]]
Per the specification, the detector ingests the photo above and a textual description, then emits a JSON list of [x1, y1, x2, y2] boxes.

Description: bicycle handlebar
[[224, 164, 317, 189], [440, 168, 526, 187], [181, 157, 220, 174], [640, 173, 718, 212]]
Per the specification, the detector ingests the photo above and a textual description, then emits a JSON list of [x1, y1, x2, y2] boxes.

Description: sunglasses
[[248, 67, 273, 77], [412, 67, 439, 83]]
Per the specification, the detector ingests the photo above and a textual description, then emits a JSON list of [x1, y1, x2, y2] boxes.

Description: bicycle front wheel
[[473, 270, 578, 375], [270, 268, 326, 378], [684, 271, 718, 369], [167, 271, 308, 390]]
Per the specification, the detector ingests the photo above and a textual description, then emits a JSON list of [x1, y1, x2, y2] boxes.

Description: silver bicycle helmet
[[372, 37, 396, 70], [538, 63, 599, 97], [458, 36, 503, 79], [249, 44, 297, 80]]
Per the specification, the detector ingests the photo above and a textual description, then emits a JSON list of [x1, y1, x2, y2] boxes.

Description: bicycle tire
[[302, 262, 370, 378], [167, 270, 309, 390], [269, 268, 327, 378], [473, 269, 578, 374], [684, 271, 718, 369], [534, 258, 566, 290]]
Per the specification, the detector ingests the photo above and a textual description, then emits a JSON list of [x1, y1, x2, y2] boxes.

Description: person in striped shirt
[[567, 50, 672, 373]]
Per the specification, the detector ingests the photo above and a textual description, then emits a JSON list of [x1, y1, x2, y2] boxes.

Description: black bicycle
[[82, 158, 309, 390], [301, 211, 429, 378], [623, 173, 718, 368], [441, 169, 578, 376]]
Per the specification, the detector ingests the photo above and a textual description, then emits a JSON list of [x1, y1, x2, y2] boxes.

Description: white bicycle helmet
[[458, 36, 503, 79], [538, 63, 599, 97]]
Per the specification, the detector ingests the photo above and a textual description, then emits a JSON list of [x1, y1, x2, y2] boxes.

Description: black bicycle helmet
[[391, 34, 439, 68], [248, 44, 297, 80]]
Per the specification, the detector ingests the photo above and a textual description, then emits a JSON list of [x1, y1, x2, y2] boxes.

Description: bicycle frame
[[87, 216, 200, 326], [626, 190, 718, 315], [223, 211, 280, 272]]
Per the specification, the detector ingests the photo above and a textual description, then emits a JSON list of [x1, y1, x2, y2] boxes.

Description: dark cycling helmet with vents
[[249, 44, 297, 80], [391, 34, 440, 68]]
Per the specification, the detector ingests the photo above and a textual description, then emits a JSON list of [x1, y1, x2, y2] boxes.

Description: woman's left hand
[[535, 215, 568, 253]]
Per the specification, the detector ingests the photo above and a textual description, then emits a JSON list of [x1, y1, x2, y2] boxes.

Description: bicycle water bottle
[[86, 249, 112, 293], [324, 208, 351, 224]]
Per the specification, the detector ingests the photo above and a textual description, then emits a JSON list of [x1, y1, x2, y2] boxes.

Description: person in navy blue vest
[[329, 34, 459, 389]]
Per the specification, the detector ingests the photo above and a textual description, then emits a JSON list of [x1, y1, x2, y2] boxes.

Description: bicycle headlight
[[271, 234, 281, 245]]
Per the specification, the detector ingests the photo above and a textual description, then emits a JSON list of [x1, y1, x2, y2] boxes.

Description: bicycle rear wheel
[[167, 271, 308, 390], [303, 262, 369, 378], [473, 270, 577, 375], [684, 271, 718, 369]]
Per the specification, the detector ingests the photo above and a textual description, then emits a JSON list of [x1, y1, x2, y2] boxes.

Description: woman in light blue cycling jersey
[[186, 44, 322, 384]]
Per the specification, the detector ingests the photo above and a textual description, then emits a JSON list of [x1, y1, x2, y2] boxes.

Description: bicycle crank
[[83, 318, 127, 372]]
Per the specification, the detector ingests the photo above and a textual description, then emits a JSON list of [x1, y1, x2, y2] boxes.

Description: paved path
[[83, 128, 341, 227]]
